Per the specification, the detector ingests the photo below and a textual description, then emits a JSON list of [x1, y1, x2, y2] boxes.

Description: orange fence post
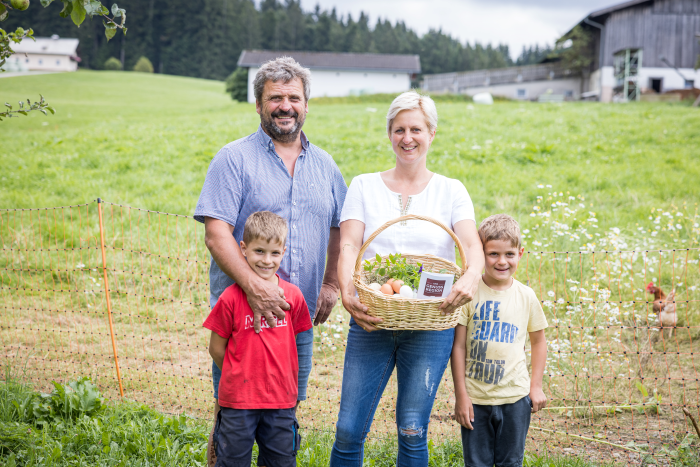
[[97, 198, 125, 399]]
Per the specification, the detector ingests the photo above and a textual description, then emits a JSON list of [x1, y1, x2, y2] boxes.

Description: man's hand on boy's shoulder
[[452, 396, 475, 430], [246, 278, 290, 333], [529, 387, 547, 413]]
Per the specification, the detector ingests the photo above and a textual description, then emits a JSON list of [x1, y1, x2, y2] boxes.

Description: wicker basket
[[353, 214, 467, 331]]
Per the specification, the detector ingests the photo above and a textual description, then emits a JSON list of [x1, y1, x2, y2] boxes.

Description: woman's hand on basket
[[342, 295, 383, 332], [439, 272, 480, 315]]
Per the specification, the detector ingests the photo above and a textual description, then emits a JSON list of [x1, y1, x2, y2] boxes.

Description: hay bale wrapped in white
[[472, 92, 494, 105]]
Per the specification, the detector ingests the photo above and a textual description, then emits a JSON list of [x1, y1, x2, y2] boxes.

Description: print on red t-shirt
[[203, 277, 312, 409]]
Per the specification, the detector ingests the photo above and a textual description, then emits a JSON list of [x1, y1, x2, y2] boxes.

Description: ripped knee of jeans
[[398, 423, 425, 438]]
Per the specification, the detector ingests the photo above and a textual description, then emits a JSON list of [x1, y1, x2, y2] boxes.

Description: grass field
[[2, 71, 700, 465], [1, 70, 699, 224]]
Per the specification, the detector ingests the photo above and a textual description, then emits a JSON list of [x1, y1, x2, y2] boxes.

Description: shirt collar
[[256, 124, 310, 152]]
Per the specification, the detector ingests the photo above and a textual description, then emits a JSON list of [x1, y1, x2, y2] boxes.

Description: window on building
[[56, 60, 61, 65], [650, 78, 663, 93], [564, 90, 574, 97], [516, 89, 527, 98], [25, 58, 29, 63], [39, 59, 43, 65], [685, 80, 694, 89]]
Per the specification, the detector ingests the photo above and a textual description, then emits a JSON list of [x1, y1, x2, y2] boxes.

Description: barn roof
[[588, 0, 654, 21], [11, 36, 79, 56], [237, 50, 421, 74]]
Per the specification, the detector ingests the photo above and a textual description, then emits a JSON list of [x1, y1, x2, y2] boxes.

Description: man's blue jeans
[[330, 318, 455, 466]]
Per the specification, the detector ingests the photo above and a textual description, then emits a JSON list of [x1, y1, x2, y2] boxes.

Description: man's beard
[[261, 108, 306, 144]]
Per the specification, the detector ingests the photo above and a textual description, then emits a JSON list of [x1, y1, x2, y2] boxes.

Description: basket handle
[[353, 214, 468, 278]]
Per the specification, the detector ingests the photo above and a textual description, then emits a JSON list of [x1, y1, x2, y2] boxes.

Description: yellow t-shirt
[[458, 277, 548, 405]]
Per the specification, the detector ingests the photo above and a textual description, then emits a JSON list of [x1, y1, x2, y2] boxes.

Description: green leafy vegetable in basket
[[363, 253, 423, 289]]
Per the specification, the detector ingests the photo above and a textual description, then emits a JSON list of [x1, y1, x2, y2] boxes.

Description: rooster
[[646, 282, 677, 338]]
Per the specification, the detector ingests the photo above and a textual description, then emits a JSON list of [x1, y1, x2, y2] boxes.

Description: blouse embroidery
[[398, 194, 412, 226]]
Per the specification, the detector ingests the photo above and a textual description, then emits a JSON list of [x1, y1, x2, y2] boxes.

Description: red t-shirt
[[203, 277, 312, 409]]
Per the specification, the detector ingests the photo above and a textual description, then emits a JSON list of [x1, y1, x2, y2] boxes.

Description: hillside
[[1, 70, 699, 240]]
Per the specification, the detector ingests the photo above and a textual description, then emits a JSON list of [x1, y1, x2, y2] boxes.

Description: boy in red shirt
[[204, 211, 312, 467]]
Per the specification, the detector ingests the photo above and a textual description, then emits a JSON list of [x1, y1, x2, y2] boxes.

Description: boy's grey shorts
[[460, 395, 532, 467], [214, 407, 300, 467]]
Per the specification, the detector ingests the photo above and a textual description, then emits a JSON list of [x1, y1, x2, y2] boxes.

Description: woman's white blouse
[[340, 173, 476, 263]]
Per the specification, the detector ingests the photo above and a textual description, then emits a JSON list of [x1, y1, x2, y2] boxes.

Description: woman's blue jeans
[[330, 318, 455, 466]]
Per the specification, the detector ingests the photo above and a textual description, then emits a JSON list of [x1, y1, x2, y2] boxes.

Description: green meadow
[[2, 71, 700, 466], [1, 70, 699, 227]]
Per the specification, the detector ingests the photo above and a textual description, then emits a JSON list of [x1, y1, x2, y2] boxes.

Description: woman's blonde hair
[[386, 91, 438, 135]]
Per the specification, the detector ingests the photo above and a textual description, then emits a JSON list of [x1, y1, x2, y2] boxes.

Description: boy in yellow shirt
[[451, 214, 548, 467]]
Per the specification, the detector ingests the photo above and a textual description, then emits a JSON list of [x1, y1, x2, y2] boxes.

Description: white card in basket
[[417, 271, 454, 299]]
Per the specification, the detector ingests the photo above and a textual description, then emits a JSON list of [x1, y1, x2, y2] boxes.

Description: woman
[[331, 91, 485, 466]]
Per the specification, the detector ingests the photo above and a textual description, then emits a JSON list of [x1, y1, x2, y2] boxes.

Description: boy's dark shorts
[[460, 395, 532, 467], [214, 407, 301, 467]]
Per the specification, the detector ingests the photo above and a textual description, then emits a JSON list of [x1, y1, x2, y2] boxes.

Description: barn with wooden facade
[[581, 0, 700, 102], [422, 0, 700, 102]]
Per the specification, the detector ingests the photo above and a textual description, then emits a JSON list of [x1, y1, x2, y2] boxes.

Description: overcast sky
[[298, 0, 617, 57]]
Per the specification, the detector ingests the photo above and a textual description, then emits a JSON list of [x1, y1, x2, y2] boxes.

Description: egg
[[399, 285, 414, 298], [391, 280, 404, 293], [368, 282, 382, 291], [386, 278, 396, 285], [380, 284, 394, 295]]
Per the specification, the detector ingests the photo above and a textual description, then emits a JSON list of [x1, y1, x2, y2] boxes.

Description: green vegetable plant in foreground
[[30, 376, 103, 424]]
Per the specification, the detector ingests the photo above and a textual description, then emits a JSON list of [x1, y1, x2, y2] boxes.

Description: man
[[194, 56, 347, 466]]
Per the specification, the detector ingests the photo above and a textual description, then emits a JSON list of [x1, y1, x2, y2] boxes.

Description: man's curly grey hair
[[253, 56, 312, 103]]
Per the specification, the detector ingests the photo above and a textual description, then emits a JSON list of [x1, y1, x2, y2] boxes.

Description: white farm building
[[237, 50, 421, 103], [6, 36, 80, 73]]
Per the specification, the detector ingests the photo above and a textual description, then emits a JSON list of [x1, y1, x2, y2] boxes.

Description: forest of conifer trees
[[4, 0, 552, 80]]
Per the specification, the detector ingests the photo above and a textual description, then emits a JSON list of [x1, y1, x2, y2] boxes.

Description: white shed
[[237, 50, 421, 103], [7, 35, 80, 72]]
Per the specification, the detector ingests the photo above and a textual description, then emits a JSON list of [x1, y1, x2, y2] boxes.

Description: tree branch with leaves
[[552, 25, 594, 75], [0, 0, 127, 121]]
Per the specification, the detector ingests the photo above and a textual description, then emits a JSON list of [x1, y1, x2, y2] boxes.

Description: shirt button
[[293, 201, 297, 205], [293, 249, 297, 253], [293, 225, 297, 229], [291, 273, 296, 277]]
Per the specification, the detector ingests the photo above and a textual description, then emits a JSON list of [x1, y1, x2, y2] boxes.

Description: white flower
[[537, 184, 544, 188], [472, 144, 482, 150], [570, 286, 578, 292], [365, 107, 377, 112], [76, 263, 85, 269], [676, 224, 682, 230], [548, 291, 555, 297], [333, 334, 340, 339]]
